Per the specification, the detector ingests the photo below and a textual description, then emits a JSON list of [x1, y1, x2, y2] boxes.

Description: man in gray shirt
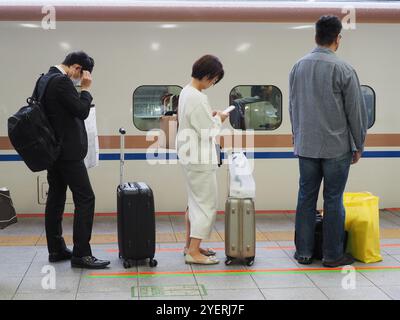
[[289, 15, 368, 267]]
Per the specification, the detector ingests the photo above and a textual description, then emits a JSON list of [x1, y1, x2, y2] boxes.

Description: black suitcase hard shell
[[295, 211, 348, 260], [116, 128, 157, 268], [312, 214, 348, 260]]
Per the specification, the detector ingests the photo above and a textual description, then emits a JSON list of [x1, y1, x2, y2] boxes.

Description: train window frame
[[228, 85, 283, 131], [361, 85, 376, 129], [132, 85, 183, 132]]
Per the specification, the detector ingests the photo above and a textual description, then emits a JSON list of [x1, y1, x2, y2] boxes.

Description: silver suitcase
[[225, 197, 256, 266]]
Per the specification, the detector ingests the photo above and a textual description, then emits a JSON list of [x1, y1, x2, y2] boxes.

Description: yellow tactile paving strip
[[1, 229, 400, 246], [0, 235, 42, 246], [380, 229, 400, 239]]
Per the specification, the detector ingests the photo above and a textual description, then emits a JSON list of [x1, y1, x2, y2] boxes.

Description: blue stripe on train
[[1, 151, 400, 162]]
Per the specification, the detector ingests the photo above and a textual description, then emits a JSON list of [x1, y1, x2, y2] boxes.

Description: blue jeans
[[295, 152, 352, 262]]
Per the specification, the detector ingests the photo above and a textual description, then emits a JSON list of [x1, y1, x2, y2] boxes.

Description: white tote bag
[[84, 107, 99, 169], [228, 152, 256, 199]]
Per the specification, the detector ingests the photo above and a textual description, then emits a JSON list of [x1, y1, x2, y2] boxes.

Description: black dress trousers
[[45, 159, 95, 257]]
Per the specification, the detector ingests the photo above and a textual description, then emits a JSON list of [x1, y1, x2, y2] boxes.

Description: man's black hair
[[191, 55, 224, 84], [315, 15, 342, 46], [62, 51, 94, 73]]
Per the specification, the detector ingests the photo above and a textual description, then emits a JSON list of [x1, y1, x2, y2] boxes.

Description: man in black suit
[[40, 51, 110, 269]]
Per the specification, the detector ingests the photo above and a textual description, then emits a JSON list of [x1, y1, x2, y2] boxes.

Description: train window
[[361, 85, 376, 129], [229, 85, 282, 130], [133, 85, 182, 131]]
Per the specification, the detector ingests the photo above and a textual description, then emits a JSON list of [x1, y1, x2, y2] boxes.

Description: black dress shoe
[[323, 253, 355, 268], [49, 248, 73, 263], [294, 252, 313, 265], [71, 256, 110, 269]]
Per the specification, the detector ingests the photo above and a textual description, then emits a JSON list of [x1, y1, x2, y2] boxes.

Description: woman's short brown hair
[[191, 54, 224, 84]]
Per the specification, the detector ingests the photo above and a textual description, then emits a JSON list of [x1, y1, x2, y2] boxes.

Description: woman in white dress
[[177, 55, 229, 265]]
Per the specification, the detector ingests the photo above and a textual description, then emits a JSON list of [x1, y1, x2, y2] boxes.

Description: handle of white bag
[[225, 148, 233, 199], [119, 128, 126, 187]]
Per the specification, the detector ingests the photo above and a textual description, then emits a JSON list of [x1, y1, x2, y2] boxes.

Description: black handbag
[[0, 188, 17, 229], [216, 144, 222, 167]]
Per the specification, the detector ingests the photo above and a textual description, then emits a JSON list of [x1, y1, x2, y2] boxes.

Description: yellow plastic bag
[[344, 192, 382, 263]]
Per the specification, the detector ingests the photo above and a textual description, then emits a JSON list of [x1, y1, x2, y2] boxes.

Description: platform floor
[[1, 210, 400, 300]]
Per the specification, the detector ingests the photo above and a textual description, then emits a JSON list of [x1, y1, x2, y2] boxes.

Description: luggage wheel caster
[[123, 260, 132, 269], [246, 258, 255, 266], [149, 259, 158, 268], [225, 257, 233, 266]]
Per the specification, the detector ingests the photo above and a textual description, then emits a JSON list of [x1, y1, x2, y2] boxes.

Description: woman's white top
[[177, 84, 222, 171]]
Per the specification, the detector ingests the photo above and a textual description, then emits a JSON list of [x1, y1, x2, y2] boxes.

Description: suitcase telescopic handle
[[119, 128, 126, 187]]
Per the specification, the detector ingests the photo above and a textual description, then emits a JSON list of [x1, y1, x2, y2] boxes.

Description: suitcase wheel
[[123, 260, 133, 269], [246, 257, 255, 267], [149, 258, 158, 268], [225, 257, 234, 266]]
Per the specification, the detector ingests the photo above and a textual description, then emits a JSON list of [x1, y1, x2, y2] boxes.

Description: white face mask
[[71, 77, 81, 87]]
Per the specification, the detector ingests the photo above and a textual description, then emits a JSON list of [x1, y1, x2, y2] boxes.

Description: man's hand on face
[[80, 71, 92, 91]]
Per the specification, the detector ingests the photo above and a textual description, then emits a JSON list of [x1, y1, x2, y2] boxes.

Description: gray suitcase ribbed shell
[[225, 197, 256, 264]]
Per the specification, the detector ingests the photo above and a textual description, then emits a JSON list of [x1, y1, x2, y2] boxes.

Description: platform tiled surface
[[1, 210, 400, 300]]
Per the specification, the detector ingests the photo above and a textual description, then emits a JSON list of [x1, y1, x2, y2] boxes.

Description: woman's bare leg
[[187, 237, 204, 260], [185, 206, 191, 250], [185, 207, 214, 256]]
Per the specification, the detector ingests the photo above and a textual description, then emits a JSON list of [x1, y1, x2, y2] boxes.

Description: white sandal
[[185, 254, 219, 265], [183, 247, 216, 257]]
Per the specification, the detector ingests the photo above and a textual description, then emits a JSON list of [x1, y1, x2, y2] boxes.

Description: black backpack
[[7, 73, 62, 172]]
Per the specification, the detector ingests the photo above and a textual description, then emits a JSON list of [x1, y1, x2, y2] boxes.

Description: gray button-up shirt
[[289, 47, 368, 159]]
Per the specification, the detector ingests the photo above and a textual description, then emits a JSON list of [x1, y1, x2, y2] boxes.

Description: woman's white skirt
[[182, 167, 218, 240]]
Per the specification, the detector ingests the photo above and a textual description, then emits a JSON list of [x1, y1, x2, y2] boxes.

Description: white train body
[[0, 2, 399, 214]]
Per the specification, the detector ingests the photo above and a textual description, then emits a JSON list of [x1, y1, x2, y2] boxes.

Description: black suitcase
[[295, 211, 348, 260], [117, 128, 157, 269]]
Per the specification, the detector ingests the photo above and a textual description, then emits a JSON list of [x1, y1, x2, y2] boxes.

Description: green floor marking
[[131, 284, 207, 298]]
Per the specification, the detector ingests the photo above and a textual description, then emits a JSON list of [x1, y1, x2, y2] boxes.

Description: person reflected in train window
[[289, 16, 368, 268], [161, 93, 179, 116], [252, 85, 279, 107], [42, 51, 110, 269], [171, 95, 179, 114], [161, 93, 172, 115], [229, 88, 245, 129], [266, 86, 281, 113], [230, 87, 243, 105], [177, 54, 229, 265]]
